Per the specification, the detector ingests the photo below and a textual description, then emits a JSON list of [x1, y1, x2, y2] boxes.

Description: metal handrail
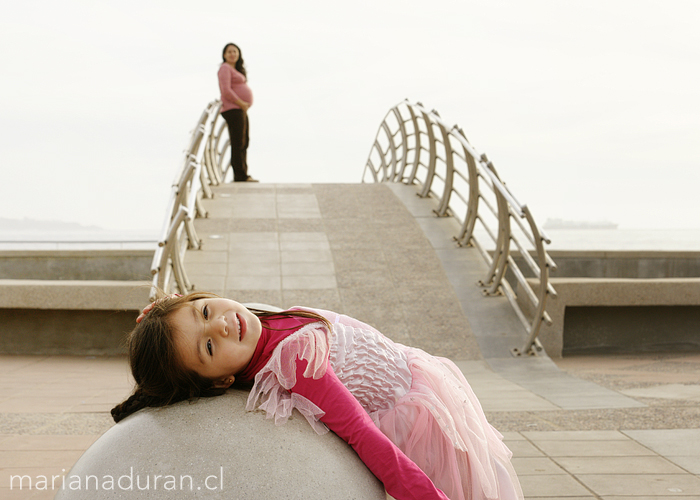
[[362, 100, 557, 356], [149, 100, 227, 299]]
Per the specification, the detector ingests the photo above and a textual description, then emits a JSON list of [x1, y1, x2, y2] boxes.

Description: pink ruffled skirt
[[374, 349, 523, 500]]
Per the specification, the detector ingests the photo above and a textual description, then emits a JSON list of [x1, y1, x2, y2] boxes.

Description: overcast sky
[[1, 0, 698, 235]]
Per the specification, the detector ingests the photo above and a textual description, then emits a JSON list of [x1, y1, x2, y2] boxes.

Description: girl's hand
[[136, 294, 182, 323], [238, 101, 250, 112]]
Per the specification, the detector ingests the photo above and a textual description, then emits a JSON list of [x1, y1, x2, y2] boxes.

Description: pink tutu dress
[[238, 308, 523, 500]]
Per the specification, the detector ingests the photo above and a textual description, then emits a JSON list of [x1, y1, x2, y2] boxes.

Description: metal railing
[[362, 100, 557, 356], [149, 100, 229, 299]]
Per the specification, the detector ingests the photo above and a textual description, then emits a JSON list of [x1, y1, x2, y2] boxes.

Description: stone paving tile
[[504, 440, 545, 458], [227, 276, 281, 291], [578, 473, 700, 497], [623, 429, 700, 474], [198, 235, 229, 251], [554, 455, 687, 475], [190, 275, 225, 293], [525, 498, 595, 500], [281, 261, 335, 276], [184, 250, 228, 264], [234, 289, 283, 307], [191, 217, 232, 233], [0, 450, 84, 469], [228, 249, 281, 264], [532, 439, 654, 457], [602, 497, 694, 500], [1, 486, 64, 499], [518, 473, 592, 498], [623, 429, 700, 457], [281, 275, 337, 290], [522, 430, 630, 441], [228, 219, 279, 232], [182, 261, 227, 277], [279, 232, 329, 249], [228, 232, 279, 251], [501, 431, 526, 441], [478, 392, 559, 412], [231, 261, 281, 277], [0, 436, 99, 451], [511, 457, 567, 475], [664, 456, 700, 475]]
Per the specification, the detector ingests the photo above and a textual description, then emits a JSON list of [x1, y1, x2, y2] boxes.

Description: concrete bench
[[531, 278, 700, 357]]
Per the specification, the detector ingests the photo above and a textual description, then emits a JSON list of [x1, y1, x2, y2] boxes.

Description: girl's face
[[224, 45, 240, 65], [171, 298, 262, 387]]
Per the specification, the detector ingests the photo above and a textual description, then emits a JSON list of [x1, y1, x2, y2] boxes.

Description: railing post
[[405, 105, 422, 185], [391, 106, 409, 181], [417, 109, 437, 198], [454, 128, 480, 246], [512, 205, 554, 356], [433, 121, 455, 217]]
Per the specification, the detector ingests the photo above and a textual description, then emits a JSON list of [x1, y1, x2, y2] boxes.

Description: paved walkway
[[1, 182, 699, 499]]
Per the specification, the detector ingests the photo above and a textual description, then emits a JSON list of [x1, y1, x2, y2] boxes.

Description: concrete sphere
[[56, 390, 385, 499]]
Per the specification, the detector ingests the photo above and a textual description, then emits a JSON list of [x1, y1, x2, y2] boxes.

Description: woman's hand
[[237, 100, 250, 112]]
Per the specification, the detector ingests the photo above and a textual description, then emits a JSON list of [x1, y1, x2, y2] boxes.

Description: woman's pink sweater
[[218, 63, 253, 112]]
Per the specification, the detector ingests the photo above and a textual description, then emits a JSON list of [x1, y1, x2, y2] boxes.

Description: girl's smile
[[171, 298, 262, 387]]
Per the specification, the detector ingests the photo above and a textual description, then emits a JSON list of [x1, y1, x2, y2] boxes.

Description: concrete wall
[[512, 250, 700, 280], [521, 277, 700, 357], [563, 305, 700, 355], [0, 250, 152, 280], [0, 250, 152, 355]]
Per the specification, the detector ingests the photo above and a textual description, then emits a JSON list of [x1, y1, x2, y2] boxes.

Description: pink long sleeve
[[218, 65, 241, 106], [291, 359, 449, 500], [218, 64, 253, 112]]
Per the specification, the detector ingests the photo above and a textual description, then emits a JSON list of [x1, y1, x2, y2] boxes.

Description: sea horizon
[[1, 228, 699, 252]]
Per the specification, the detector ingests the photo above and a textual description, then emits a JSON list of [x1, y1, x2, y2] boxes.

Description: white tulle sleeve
[[245, 322, 332, 434]]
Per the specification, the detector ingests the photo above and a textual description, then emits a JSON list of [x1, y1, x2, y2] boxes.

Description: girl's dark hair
[[222, 42, 247, 78], [110, 291, 330, 423]]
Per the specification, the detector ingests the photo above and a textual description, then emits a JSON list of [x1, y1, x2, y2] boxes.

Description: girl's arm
[[291, 359, 449, 500]]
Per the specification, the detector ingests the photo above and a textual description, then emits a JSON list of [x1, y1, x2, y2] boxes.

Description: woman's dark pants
[[221, 109, 249, 182]]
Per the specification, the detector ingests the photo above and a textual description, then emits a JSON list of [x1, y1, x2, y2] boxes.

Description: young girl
[[112, 292, 523, 500]]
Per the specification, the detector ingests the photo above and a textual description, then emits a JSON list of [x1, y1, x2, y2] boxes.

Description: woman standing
[[218, 43, 257, 182]]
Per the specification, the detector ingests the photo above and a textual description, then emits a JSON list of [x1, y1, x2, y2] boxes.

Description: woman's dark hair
[[222, 42, 247, 78], [110, 291, 330, 423]]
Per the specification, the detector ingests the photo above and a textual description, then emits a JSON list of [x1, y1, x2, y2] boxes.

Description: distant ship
[[543, 218, 618, 230]]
